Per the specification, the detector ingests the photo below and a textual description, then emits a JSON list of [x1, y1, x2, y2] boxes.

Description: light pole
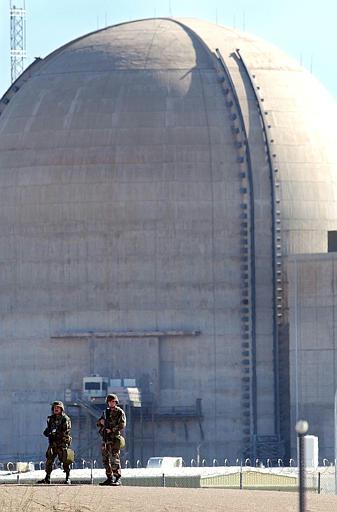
[[196, 443, 202, 467], [335, 389, 337, 494], [295, 420, 309, 512]]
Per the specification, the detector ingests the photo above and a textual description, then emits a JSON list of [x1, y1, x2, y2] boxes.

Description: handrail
[[74, 398, 103, 419], [0, 57, 43, 116]]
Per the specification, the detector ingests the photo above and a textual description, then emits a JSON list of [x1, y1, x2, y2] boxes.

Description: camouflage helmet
[[106, 393, 119, 404], [51, 400, 64, 411]]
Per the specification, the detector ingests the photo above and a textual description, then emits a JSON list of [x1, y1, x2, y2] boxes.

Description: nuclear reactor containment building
[[0, 18, 337, 463]]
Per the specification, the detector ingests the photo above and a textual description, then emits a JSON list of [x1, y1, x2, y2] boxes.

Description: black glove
[[43, 427, 50, 437], [43, 427, 57, 438]]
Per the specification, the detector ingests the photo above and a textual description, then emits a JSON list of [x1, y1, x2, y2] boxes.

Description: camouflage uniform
[[97, 395, 126, 484], [38, 401, 72, 484]]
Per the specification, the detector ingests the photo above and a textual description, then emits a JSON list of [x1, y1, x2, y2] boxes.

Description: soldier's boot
[[37, 475, 50, 484], [112, 474, 121, 486], [99, 476, 114, 486]]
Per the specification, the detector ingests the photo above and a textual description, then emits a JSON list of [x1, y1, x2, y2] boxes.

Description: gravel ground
[[0, 486, 336, 512]]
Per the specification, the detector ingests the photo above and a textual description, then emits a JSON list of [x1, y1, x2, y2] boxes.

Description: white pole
[[294, 260, 299, 422], [335, 389, 337, 494]]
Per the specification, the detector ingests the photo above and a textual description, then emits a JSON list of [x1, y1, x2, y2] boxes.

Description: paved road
[[0, 485, 336, 511]]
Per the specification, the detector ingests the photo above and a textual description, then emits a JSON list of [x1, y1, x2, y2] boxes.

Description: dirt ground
[[0, 486, 336, 512]]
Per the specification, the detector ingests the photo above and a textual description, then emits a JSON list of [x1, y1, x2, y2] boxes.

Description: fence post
[[239, 464, 243, 490], [162, 473, 166, 487], [317, 472, 321, 494], [7, 462, 14, 472], [90, 460, 94, 485]]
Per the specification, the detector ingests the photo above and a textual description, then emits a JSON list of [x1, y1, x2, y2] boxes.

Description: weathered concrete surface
[[0, 18, 337, 463]]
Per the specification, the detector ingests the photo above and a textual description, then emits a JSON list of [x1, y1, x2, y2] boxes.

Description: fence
[[0, 458, 336, 493]]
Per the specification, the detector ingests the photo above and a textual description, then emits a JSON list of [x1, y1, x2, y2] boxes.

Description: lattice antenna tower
[[10, 0, 26, 83]]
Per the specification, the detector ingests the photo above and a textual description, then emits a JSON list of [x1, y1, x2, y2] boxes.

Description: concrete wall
[[0, 18, 337, 462], [288, 254, 337, 459], [0, 19, 244, 461]]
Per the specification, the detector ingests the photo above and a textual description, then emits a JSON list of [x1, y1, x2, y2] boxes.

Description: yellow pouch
[[62, 448, 75, 464], [115, 435, 125, 450]]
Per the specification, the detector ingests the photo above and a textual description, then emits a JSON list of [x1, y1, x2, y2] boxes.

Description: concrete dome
[[0, 18, 336, 462]]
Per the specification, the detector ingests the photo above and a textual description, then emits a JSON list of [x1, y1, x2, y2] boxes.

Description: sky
[[0, 0, 337, 100]]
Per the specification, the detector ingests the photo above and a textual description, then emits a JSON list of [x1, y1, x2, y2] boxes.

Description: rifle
[[98, 408, 112, 442], [97, 408, 125, 449], [97, 407, 119, 443], [43, 425, 58, 443]]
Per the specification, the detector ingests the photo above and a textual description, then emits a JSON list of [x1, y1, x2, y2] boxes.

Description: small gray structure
[[288, 254, 337, 458], [0, 18, 337, 463]]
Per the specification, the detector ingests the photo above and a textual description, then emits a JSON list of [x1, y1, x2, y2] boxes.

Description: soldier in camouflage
[[97, 393, 126, 486], [37, 400, 72, 484]]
